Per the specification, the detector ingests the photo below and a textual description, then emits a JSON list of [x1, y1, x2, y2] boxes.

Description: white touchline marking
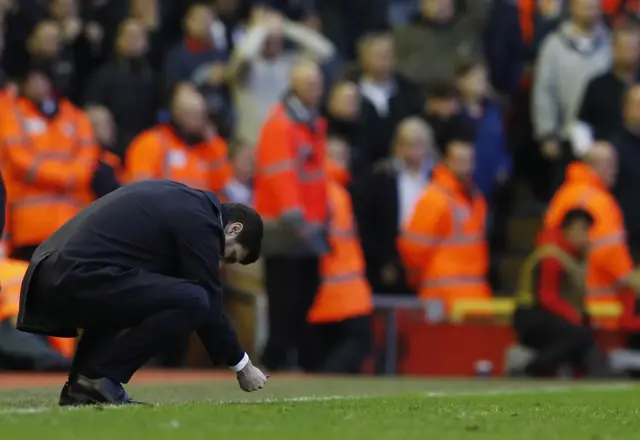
[[0, 383, 634, 416]]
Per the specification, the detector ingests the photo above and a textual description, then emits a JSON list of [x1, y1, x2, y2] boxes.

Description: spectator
[[347, 32, 421, 168], [360, 117, 436, 295], [2, 0, 49, 78], [51, 0, 92, 101], [610, 85, 640, 260], [325, 81, 362, 171], [532, 0, 611, 181], [421, 82, 461, 153], [25, 20, 76, 100], [0, 65, 101, 261], [397, 123, 490, 313], [76, 0, 131, 72], [163, 3, 229, 97], [312, 0, 390, 58], [512, 208, 610, 378], [85, 105, 117, 157], [125, 82, 234, 198], [213, 0, 250, 53], [455, 59, 511, 201], [254, 60, 329, 371], [84, 18, 157, 159], [455, 58, 511, 288], [326, 135, 352, 186], [483, 0, 525, 96], [302, 136, 373, 374], [393, 0, 483, 93], [85, 105, 122, 198], [577, 24, 640, 143], [225, 142, 254, 205], [545, 142, 640, 313], [229, 8, 335, 145]]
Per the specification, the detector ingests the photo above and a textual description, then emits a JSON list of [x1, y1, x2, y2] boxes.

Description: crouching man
[[17, 180, 268, 406], [512, 209, 610, 377]]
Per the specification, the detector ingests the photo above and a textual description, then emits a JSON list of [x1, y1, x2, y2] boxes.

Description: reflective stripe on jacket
[[254, 100, 328, 225], [308, 182, 373, 323], [0, 98, 100, 246], [397, 165, 490, 310]]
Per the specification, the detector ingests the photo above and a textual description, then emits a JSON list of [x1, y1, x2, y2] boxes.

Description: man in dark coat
[[17, 180, 267, 406]]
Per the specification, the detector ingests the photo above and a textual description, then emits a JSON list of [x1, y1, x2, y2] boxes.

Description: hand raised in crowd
[[264, 11, 286, 34]]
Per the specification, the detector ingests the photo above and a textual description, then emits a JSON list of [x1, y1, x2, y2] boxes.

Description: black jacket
[[356, 159, 416, 295], [611, 128, 640, 256], [17, 180, 244, 365], [83, 57, 158, 159]]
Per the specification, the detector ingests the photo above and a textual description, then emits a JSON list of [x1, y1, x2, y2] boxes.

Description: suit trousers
[[38, 267, 210, 383], [261, 256, 320, 371]]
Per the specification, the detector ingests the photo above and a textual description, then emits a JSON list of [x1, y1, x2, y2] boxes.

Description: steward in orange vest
[[0, 258, 72, 370], [125, 84, 233, 195], [303, 151, 373, 373], [255, 61, 330, 371], [398, 135, 490, 312], [0, 65, 102, 261], [544, 143, 640, 328]]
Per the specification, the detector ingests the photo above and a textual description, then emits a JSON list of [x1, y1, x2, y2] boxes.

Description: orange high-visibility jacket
[[125, 124, 233, 194], [545, 162, 634, 304], [397, 165, 490, 309], [308, 181, 373, 323], [100, 148, 124, 181], [0, 258, 75, 357], [253, 101, 328, 226], [0, 98, 100, 247], [0, 258, 27, 322]]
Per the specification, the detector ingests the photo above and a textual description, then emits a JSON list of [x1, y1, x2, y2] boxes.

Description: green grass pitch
[[1, 377, 639, 439]]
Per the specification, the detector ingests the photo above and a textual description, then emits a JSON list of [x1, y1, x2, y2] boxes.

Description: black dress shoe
[[58, 376, 148, 407]]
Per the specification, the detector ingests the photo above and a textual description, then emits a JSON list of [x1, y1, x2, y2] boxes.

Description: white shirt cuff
[[230, 353, 249, 372]]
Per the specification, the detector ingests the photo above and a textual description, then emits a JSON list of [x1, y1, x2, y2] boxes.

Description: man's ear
[[225, 222, 244, 237]]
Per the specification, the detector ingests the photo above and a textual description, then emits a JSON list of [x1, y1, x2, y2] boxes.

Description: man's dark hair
[[560, 208, 595, 229], [221, 203, 263, 265], [441, 115, 476, 156]]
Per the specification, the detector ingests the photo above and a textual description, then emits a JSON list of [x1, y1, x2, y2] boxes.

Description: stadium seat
[[449, 298, 623, 324]]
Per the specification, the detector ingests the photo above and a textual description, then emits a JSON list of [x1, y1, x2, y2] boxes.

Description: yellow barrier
[[449, 298, 622, 323]]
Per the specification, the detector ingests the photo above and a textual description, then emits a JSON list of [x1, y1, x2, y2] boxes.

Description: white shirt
[[397, 167, 428, 227], [359, 79, 395, 117]]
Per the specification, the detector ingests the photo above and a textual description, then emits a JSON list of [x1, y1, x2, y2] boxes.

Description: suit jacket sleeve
[[175, 207, 245, 367]]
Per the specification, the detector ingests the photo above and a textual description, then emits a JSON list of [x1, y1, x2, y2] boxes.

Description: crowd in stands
[[2, 0, 640, 377]]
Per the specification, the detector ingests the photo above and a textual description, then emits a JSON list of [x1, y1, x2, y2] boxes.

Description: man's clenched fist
[[237, 359, 268, 392]]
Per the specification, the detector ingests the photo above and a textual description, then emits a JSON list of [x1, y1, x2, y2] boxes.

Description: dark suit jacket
[[357, 160, 425, 295], [17, 181, 226, 337]]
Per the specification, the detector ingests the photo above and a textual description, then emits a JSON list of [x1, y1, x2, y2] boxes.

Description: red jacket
[[535, 230, 585, 325]]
